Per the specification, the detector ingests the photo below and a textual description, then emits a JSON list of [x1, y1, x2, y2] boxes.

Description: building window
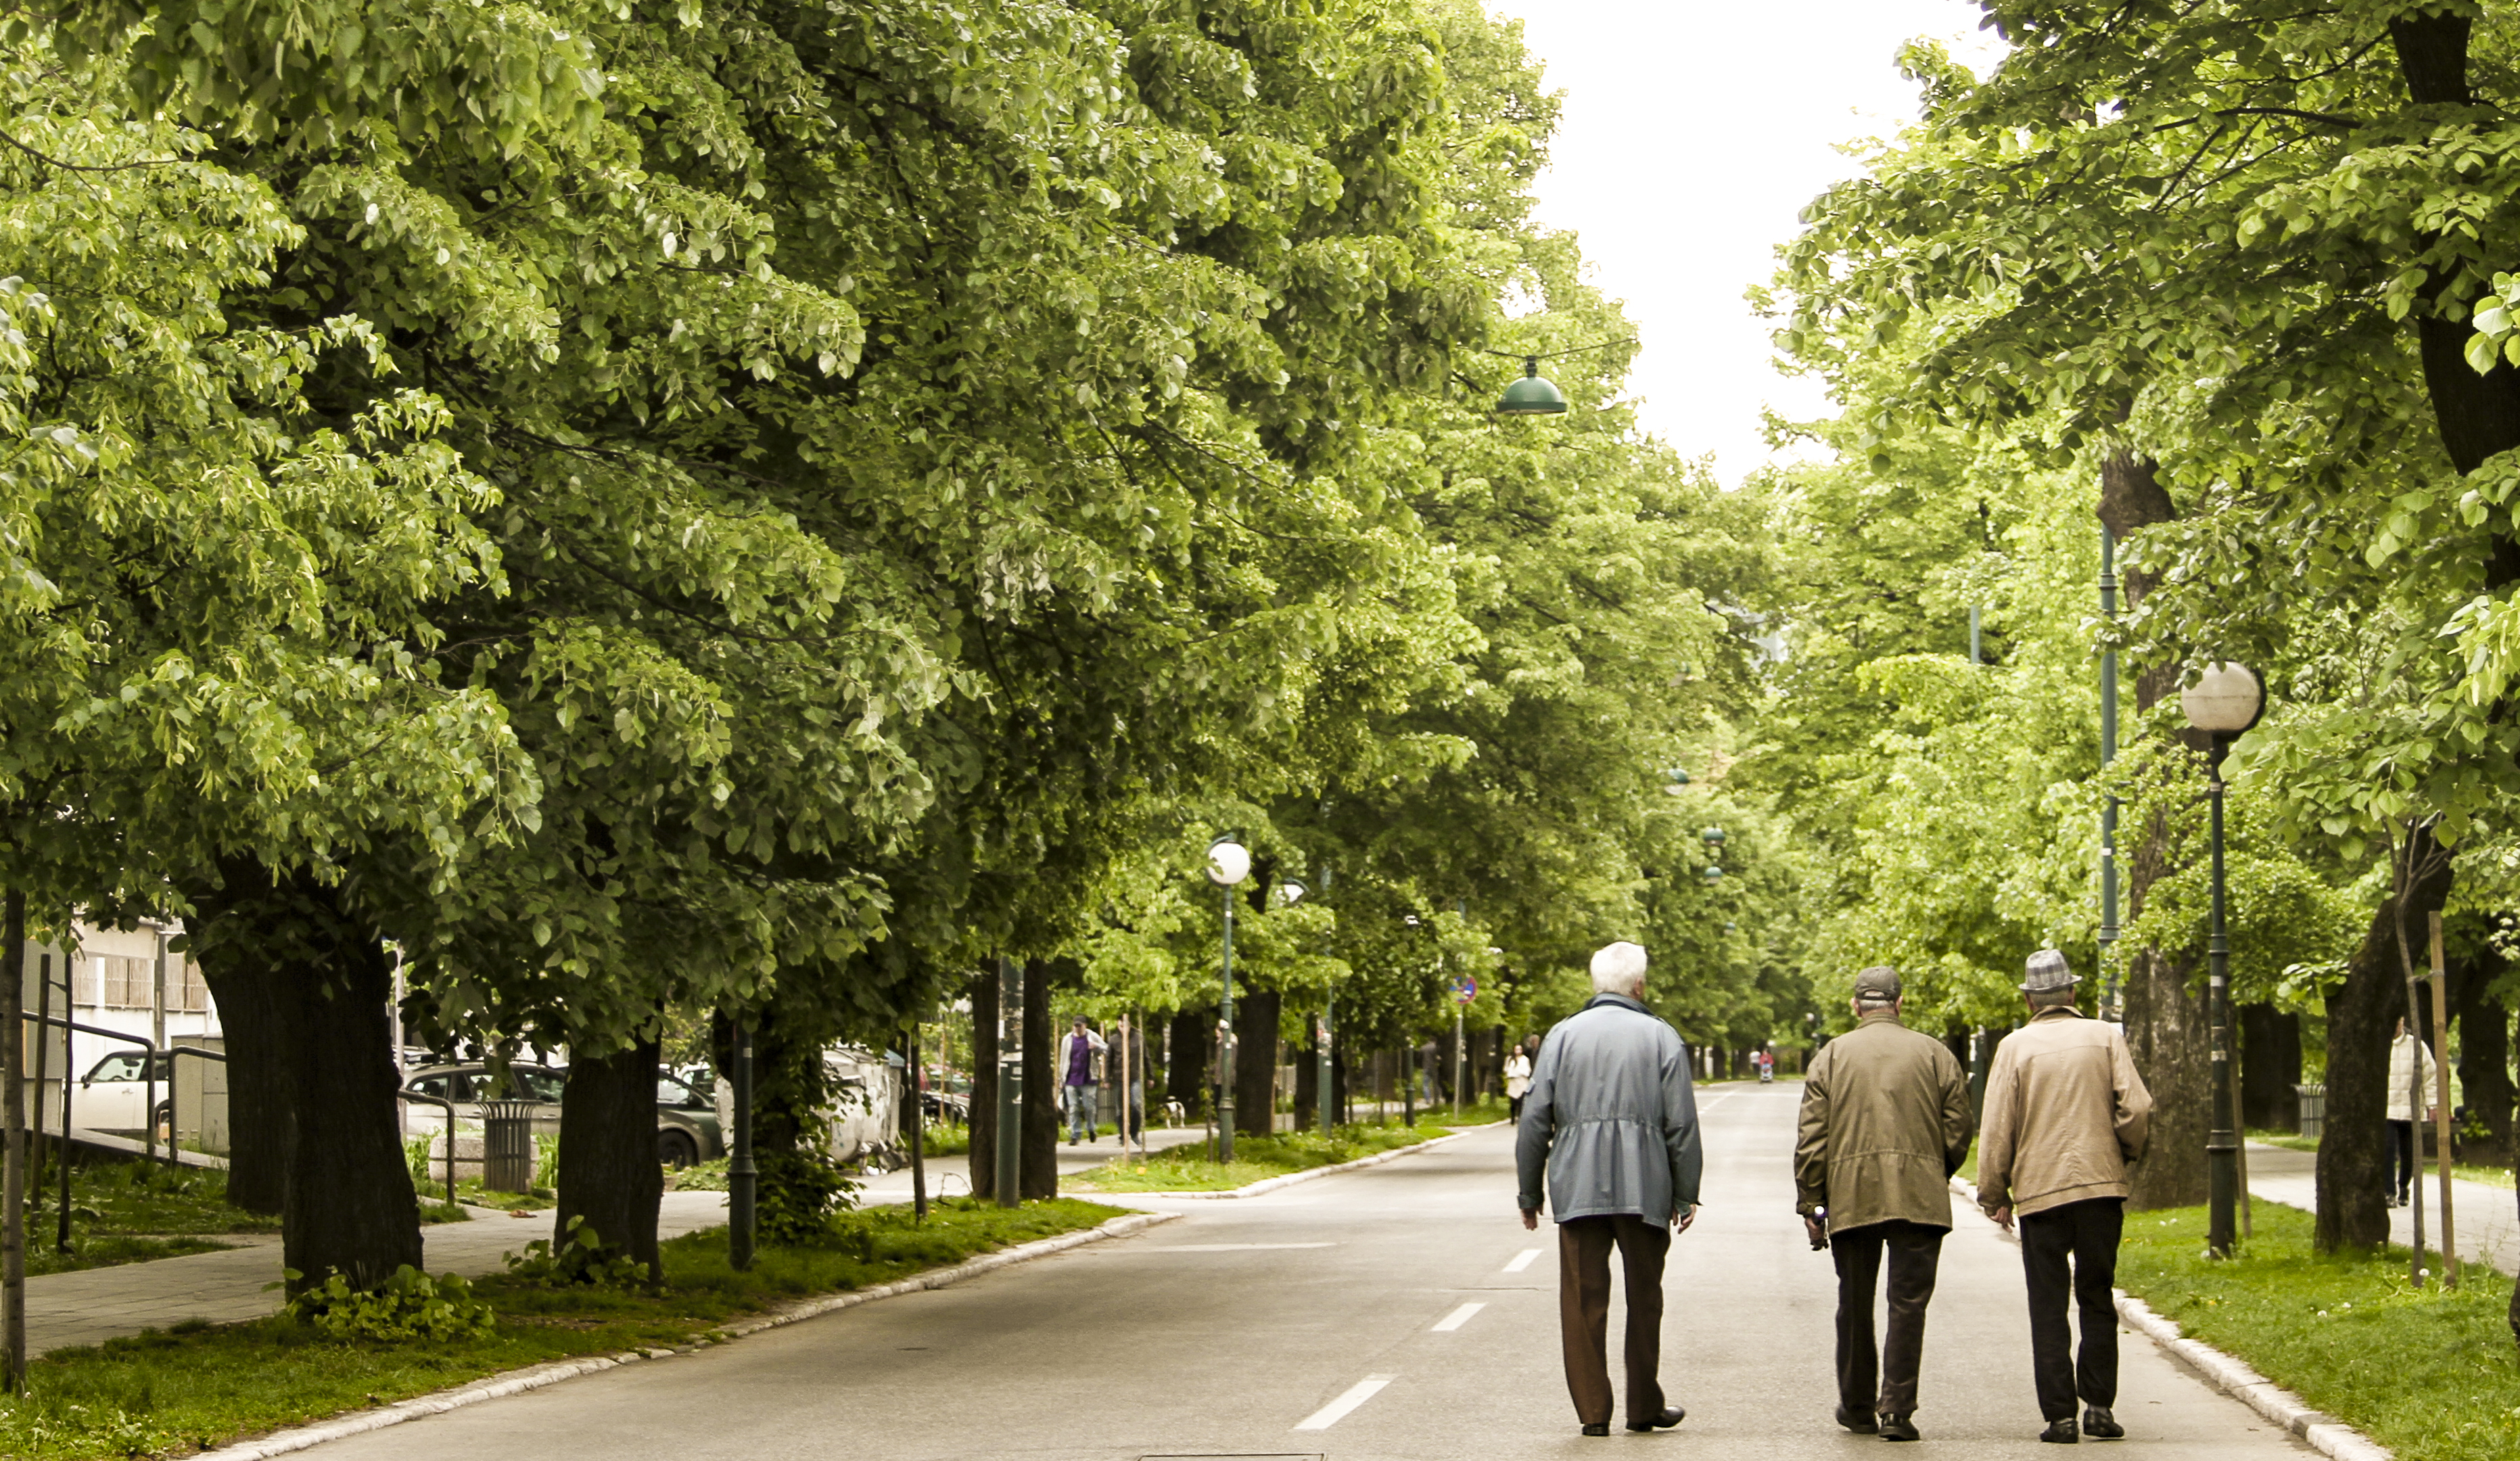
[[81, 954, 211, 1013]]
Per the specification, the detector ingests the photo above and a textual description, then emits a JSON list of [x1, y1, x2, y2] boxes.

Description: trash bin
[[2294, 1082, 2327, 1142], [484, 1100, 536, 1192]]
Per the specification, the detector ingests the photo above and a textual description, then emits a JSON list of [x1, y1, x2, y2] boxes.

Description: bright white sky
[[1480, 1, 2007, 485]]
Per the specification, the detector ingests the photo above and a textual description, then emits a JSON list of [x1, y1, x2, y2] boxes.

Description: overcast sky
[[1480, 1, 2006, 485]]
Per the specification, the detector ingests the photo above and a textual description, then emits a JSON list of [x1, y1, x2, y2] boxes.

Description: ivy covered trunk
[[1167, 1008, 1211, 1120], [2238, 1005, 2302, 1133], [1234, 987, 1280, 1138], [968, 967, 998, 1202], [1019, 959, 1056, 1200], [556, 1034, 663, 1278], [2316, 831, 2452, 1252], [2448, 950, 2512, 1164]]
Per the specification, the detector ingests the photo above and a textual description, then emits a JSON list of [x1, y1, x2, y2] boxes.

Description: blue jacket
[[1516, 993, 1702, 1222]]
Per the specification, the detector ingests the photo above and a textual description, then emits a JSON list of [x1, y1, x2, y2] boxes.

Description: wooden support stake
[[2430, 911, 2458, 1289]]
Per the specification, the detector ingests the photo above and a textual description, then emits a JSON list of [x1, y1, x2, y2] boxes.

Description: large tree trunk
[[555, 1033, 663, 1278], [2239, 1004, 2302, 1133], [1019, 959, 1056, 1200], [969, 967, 998, 1202], [1167, 1007, 1211, 1119], [1294, 1016, 1320, 1130], [218, 867, 421, 1295], [2316, 828, 2454, 1252], [185, 942, 290, 1215], [1234, 986, 1280, 1138], [2448, 948, 2512, 1163]]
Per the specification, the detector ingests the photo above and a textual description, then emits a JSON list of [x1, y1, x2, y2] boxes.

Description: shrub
[[283, 1266, 496, 1342], [502, 1215, 650, 1289]]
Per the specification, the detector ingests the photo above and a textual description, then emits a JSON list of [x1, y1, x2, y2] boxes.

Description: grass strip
[[1066, 1118, 1457, 1192], [0, 1196, 1123, 1461], [2115, 1201, 2520, 1461]]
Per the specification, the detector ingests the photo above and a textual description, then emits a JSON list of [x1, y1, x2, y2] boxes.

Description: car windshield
[[514, 1069, 567, 1103]]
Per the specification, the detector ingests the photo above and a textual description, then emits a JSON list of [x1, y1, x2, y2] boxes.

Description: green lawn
[[22, 1157, 283, 1276], [1, 1197, 1123, 1461], [2116, 1202, 2520, 1461], [1067, 1119, 1454, 1192]]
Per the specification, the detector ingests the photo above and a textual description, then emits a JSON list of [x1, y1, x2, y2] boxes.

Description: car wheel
[[658, 1130, 698, 1169]]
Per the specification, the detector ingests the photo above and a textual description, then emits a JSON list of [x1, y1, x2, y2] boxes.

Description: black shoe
[[2383, 1193, 2400, 1209], [1878, 1414, 1919, 1442], [2040, 1418, 2079, 1443], [1835, 1405, 1879, 1435], [2082, 1407, 2122, 1439], [1625, 1407, 1685, 1432], [1581, 1423, 1610, 1437]]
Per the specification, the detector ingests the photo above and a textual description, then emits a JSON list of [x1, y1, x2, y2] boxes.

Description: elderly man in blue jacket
[[1517, 941, 1702, 1437]]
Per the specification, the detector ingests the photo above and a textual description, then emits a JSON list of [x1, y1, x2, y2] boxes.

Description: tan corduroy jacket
[[1794, 1010, 1973, 1233], [1977, 1007, 2153, 1219]]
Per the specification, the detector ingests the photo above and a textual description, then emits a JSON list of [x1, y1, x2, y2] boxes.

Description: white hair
[[1590, 941, 1648, 997]]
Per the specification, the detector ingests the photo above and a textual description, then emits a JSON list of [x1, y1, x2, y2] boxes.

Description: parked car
[[709, 1044, 902, 1168], [401, 1063, 725, 1169], [73, 1050, 172, 1136]]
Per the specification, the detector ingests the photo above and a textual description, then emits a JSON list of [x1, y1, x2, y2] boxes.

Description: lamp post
[[2098, 529, 2123, 1021], [2180, 661, 2266, 1259], [1702, 825, 1727, 881], [1208, 835, 1252, 1161]]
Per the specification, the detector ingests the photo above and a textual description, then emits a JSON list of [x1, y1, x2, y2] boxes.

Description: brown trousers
[[1557, 1213, 1670, 1425]]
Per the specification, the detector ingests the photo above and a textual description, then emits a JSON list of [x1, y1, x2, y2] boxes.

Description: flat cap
[[1852, 965, 1900, 1001], [2020, 948, 2079, 992]]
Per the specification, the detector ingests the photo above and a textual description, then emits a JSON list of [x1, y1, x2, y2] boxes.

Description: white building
[[16, 921, 220, 1136]]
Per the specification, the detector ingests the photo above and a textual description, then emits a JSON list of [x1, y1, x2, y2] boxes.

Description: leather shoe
[[1878, 1414, 1920, 1442], [1835, 1405, 1879, 1434], [2039, 1417, 2079, 1443], [2082, 1406, 2123, 1439], [1581, 1423, 1610, 1437], [1625, 1406, 1685, 1432]]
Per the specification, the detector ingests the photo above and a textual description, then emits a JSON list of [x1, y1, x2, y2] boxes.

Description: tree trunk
[[969, 967, 997, 1201], [1019, 958, 1056, 1200], [1234, 987, 1280, 1138], [2448, 952, 2512, 1163], [235, 869, 421, 1294], [1166, 1008, 1209, 1120], [2316, 829, 2454, 1252], [2239, 1004, 2302, 1133], [1293, 1017, 1318, 1130], [186, 946, 289, 1215], [555, 1033, 663, 1278]]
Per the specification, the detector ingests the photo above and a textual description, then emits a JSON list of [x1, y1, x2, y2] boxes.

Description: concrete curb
[[191, 1209, 1180, 1461], [1113, 1128, 1481, 1200], [1947, 1178, 2391, 1461]]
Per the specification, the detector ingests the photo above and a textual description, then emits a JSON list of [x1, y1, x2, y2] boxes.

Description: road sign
[[1451, 975, 1477, 1005]]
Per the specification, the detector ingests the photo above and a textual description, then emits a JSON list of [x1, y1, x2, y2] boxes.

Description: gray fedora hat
[[2020, 948, 2078, 992]]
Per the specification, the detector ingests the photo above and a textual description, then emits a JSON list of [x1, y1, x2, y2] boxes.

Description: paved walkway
[[2246, 1140, 2519, 1275]]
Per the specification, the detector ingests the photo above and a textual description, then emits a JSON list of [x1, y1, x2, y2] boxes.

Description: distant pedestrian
[[1506, 1038, 1535, 1120], [1977, 950, 2153, 1445], [2385, 1018, 2439, 1209], [1794, 966, 1971, 1443], [1056, 1018, 1105, 1145], [1516, 941, 1700, 1438]]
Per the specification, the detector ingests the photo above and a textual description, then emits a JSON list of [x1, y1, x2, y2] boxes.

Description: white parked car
[[72, 1050, 171, 1137], [712, 1045, 902, 1167]]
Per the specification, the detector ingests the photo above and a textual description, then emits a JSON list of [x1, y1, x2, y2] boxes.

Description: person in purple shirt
[[1056, 1018, 1106, 1144]]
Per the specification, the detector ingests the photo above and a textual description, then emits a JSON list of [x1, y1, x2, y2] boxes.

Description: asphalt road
[[293, 1082, 2314, 1460]]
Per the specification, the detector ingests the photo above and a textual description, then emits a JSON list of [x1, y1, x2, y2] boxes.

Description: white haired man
[[1516, 941, 1702, 1437], [1978, 949, 2153, 1444]]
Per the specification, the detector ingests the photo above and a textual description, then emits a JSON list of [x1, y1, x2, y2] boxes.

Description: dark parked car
[[401, 1063, 725, 1169]]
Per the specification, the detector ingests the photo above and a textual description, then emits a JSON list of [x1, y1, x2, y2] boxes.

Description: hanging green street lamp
[[1496, 356, 1569, 415]]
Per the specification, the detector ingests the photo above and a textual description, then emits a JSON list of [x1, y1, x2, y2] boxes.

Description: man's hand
[[1674, 1204, 1697, 1234], [1803, 1215, 1828, 1251], [1520, 1207, 1539, 1232], [1990, 1204, 2013, 1233]]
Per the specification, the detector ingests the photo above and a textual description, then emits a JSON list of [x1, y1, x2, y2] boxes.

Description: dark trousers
[[2388, 1120, 2416, 1200], [1558, 1214, 1670, 1425], [2019, 1197, 2123, 1422], [1831, 1220, 1944, 1417]]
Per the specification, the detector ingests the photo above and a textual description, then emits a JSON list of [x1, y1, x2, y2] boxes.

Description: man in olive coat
[[1795, 965, 1973, 1443]]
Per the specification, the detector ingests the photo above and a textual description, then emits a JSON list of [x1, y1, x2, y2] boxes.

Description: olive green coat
[[1794, 1010, 1974, 1233]]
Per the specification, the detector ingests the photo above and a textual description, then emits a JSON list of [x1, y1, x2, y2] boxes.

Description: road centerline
[[1293, 1374, 1395, 1431], [1501, 1247, 1542, 1272], [1430, 1301, 1485, 1332]]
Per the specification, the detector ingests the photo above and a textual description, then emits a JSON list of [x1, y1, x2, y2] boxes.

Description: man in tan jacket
[[1795, 966, 1972, 1443], [1978, 949, 2153, 1445]]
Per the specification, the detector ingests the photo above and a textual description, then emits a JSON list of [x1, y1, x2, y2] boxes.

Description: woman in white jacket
[[1504, 1036, 1536, 1121], [2385, 1019, 2440, 1209]]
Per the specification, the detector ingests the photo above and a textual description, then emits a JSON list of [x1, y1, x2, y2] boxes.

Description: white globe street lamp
[[1207, 835, 1250, 1160], [2179, 660, 2266, 1261]]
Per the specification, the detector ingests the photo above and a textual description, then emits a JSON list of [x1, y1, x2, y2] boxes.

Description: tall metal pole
[[995, 956, 1021, 1207], [728, 1013, 756, 1269], [1317, 1004, 1334, 1136], [906, 1022, 927, 1224], [4, 889, 28, 1391], [1969, 605, 1983, 665], [1218, 886, 1237, 1163], [2099, 528, 2123, 1021], [2206, 737, 2239, 1257]]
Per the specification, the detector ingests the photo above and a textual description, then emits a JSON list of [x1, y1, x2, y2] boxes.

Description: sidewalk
[[26, 1192, 735, 1357], [2247, 1140, 2520, 1276]]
